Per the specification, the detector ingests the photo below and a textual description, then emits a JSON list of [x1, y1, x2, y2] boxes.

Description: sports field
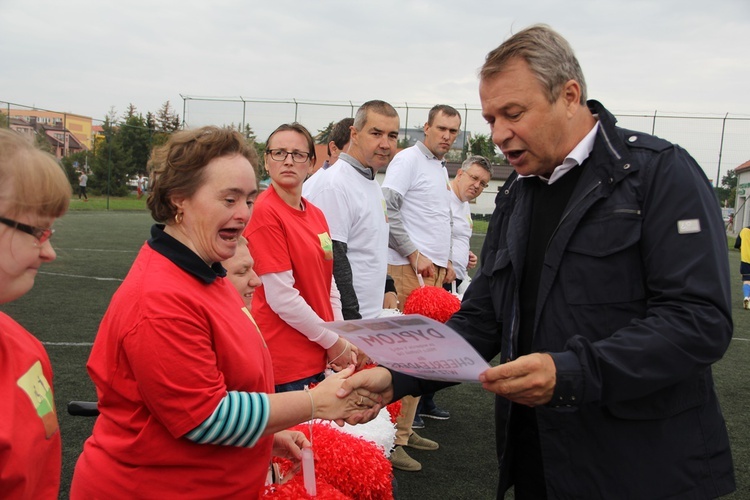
[[2, 205, 748, 499]]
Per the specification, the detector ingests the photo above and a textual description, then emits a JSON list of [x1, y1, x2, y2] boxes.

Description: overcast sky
[[1, 0, 748, 177]]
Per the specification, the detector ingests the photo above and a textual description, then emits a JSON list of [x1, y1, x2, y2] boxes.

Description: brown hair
[[147, 126, 258, 223], [265, 122, 317, 166], [0, 129, 71, 218], [427, 104, 460, 126]]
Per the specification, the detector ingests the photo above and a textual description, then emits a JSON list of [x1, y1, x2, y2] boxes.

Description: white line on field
[[43, 342, 94, 346], [733, 337, 749, 342], [39, 271, 123, 281]]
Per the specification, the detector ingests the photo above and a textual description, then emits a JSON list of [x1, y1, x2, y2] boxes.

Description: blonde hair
[[0, 129, 71, 217]]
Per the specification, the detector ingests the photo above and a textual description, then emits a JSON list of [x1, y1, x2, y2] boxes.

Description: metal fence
[[3, 97, 749, 187]]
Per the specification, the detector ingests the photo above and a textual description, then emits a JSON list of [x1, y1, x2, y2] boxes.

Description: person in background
[[0, 128, 71, 498], [303, 117, 354, 198], [341, 24, 734, 499], [414, 155, 493, 430], [224, 235, 261, 308], [245, 123, 357, 394], [305, 100, 399, 321], [734, 225, 750, 309], [71, 126, 380, 499], [443, 154, 492, 295], [78, 170, 88, 201], [381, 104, 462, 471]]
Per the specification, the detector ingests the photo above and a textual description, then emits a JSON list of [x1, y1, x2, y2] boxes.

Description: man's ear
[[562, 79, 582, 115], [329, 140, 339, 155]]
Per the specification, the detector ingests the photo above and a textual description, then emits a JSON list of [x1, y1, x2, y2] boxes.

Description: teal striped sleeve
[[184, 391, 270, 448]]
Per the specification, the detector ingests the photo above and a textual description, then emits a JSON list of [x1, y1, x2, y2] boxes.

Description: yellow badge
[[17, 361, 58, 438], [318, 232, 333, 260]]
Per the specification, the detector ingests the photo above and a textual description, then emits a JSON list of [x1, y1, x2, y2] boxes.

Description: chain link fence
[[3, 97, 749, 188]]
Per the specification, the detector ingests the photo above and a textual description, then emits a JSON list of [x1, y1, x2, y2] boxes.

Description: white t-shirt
[[450, 189, 473, 280], [382, 143, 452, 267], [305, 158, 389, 319], [301, 165, 329, 199]]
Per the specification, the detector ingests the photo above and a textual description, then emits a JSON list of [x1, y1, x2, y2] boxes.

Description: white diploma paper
[[326, 314, 491, 383]]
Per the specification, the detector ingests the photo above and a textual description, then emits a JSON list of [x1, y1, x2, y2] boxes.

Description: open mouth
[[504, 149, 525, 164], [218, 227, 243, 242]]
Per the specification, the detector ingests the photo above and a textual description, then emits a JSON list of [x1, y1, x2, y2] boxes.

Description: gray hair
[[480, 24, 587, 105], [461, 155, 492, 173], [353, 100, 399, 131]]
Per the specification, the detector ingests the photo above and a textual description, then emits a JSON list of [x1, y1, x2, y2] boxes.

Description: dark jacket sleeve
[[551, 143, 733, 408], [332, 240, 362, 320]]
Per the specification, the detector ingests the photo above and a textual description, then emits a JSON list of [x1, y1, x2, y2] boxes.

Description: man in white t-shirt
[[381, 104, 462, 472], [305, 102, 399, 321], [446, 155, 492, 294]]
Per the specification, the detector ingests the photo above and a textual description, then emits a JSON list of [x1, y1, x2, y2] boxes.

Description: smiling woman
[[69, 126, 380, 499], [0, 128, 71, 498]]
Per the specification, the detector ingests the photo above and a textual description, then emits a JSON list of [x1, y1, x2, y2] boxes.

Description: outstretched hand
[[479, 353, 556, 407], [336, 366, 394, 425], [311, 365, 383, 426]]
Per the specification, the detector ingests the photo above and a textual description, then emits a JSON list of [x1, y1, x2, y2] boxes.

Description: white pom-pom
[[320, 408, 396, 457]]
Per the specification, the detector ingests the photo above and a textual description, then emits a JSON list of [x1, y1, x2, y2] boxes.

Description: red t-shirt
[[0, 312, 61, 499], [71, 242, 275, 499], [245, 186, 334, 384]]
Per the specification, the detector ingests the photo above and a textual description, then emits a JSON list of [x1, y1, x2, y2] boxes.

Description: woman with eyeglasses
[[0, 129, 71, 498], [70, 127, 380, 499], [244, 123, 357, 393]]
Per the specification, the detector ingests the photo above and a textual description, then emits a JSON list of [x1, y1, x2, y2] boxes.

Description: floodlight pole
[[716, 112, 729, 189]]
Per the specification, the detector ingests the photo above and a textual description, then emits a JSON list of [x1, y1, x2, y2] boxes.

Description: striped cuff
[[185, 391, 270, 448]]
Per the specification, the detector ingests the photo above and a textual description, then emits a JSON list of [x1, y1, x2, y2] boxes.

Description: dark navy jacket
[[392, 101, 735, 499]]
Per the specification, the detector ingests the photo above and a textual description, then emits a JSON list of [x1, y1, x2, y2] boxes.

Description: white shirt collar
[[519, 119, 599, 185]]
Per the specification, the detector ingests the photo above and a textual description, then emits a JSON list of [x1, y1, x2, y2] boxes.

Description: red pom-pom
[[264, 423, 394, 500], [403, 286, 461, 323], [385, 400, 402, 424]]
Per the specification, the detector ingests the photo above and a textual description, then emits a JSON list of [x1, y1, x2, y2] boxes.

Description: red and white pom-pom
[[321, 407, 396, 457], [403, 285, 461, 323], [264, 422, 394, 500]]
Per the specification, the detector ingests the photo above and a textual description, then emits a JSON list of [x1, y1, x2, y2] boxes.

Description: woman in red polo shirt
[[70, 127, 380, 499], [0, 129, 71, 499]]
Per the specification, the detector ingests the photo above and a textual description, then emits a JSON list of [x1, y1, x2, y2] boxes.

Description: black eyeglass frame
[[0, 216, 54, 243], [265, 149, 311, 163]]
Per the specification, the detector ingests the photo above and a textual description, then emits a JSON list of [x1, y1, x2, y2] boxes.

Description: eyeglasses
[[266, 149, 311, 163], [467, 173, 489, 189], [0, 216, 54, 243]]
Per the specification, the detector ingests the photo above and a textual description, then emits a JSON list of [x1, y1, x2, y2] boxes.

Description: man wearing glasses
[[444, 155, 492, 295], [381, 104, 462, 472]]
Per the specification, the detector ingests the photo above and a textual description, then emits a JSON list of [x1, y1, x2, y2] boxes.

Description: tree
[[156, 101, 180, 132], [118, 113, 152, 178], [464, 133, 504, 164], [716, 169, 738, 208], [316, 121, 334, 144], [0, 111, 8, 128]]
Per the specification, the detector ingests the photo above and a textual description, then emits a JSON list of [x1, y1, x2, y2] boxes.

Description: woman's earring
[[175, 212, 184, 225]]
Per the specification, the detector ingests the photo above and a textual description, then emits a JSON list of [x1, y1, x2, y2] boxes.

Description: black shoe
[[412, 414, 425, 429], [419, 406, 450, 420]]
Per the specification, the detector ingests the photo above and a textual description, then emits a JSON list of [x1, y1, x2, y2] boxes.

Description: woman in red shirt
[[246, 123, 357, 392], [0, 129, 71, 499], [71, 127, 380, 499]]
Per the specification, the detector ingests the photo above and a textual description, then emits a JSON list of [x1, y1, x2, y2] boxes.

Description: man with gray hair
[[445, 155, 492, 293], [339, 24, 734, 498]]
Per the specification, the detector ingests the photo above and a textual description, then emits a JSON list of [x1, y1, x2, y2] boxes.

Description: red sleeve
[[245, 202, 293, 276]]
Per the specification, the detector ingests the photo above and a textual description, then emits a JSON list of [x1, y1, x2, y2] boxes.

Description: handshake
[[311, 365, 395, 426]]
